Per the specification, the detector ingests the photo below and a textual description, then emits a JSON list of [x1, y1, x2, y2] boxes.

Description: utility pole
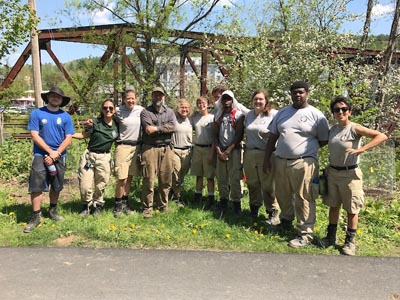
[[28, 0, 43, 107]]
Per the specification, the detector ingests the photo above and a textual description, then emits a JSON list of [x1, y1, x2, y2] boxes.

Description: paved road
[[0, 247, 399, 300]]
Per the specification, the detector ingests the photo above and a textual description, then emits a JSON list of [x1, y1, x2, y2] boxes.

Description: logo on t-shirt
[[57, 118, 62, 125], [41, 119, 48, 125], [112, 130, 118, 138]]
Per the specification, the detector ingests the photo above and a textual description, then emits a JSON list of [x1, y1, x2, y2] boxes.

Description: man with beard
[[263, 81, 329, 248], [140, 87, 177, 218]]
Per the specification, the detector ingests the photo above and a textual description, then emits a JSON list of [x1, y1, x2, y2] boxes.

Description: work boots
[[113, 201, 123, 218], [49, 206, 64, 221], [121, 199, 134, 215], [215, 198, 229, 216], [193, 193, 202, 205], [319, 224, 337, 248], [233, 202, 242, 216], [113, 200, 134, 218], [23, 212, 41, 233], [79, 204, 91, 217], [266, 209, 280, 226], [177, 196, 185, 208], [204, 195, 215, 210], [341, 230, 356, 256], [249, 205, 260, 222]]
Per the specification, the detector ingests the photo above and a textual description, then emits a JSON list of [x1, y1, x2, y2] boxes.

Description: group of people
[[23, 82, 388, 256]]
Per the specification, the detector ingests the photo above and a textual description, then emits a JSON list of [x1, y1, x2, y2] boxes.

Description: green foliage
[[0, 0, 38, 64], [0, 137, 87, 181], [210, 0, 398, 130], [0, 139, 32, 181]]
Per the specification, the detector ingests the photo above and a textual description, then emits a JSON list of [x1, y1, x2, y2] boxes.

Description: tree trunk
[[360, 0, 376, 49]]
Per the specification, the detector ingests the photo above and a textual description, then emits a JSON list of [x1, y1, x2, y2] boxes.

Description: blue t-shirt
[[27, 107, 75, 156]]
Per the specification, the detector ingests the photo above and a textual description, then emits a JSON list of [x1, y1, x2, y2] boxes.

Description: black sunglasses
[[333, 107, 349, 113], [102, 106, 114, 111]]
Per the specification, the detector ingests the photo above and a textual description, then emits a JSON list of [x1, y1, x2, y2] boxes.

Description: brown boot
[[341, 230, 356, 256], [49, 206, 64, 221], [24, 212, 41, 233]]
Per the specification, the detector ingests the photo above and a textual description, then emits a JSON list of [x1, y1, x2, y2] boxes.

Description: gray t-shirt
[[190, 112, 214, 146], [216, 109, 243, 149], [328, 122, 362, 166], [244, 109, 278, 150], [115, 104, 143, 143], [172, 116, 193, 148], [268, 104, 329, 159]]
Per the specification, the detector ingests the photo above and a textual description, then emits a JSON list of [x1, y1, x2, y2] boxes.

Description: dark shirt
[[87, 118, 119, 153], [140, 104, 176, 146]]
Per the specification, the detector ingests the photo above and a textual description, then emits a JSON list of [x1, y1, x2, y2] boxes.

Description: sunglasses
[[333, 107, 349, 113], [102, 106, 114, 111]]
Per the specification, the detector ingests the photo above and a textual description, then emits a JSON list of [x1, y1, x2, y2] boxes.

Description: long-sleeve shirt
[[140, 104, 177, 146]]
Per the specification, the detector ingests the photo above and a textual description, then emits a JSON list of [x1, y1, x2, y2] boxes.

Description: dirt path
[[1, 175, 80, 204]]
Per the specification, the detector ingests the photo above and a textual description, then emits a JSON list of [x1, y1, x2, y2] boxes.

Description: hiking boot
[[79, 205, 91, 217], [204, 195, 215, 210], [49, 206, 64, 221], [319, 224, 337, 248], [159, 206, 171, 213], [270, 218, 292, 232], [233, 202, 242, 216], [266, 209, 280, 226], [91, 205, 103, 216], [113, 201, 123, 218], [249, 205, 260, 222], [193, 193, 202, 205], [122, 200, 134, 215], [341, 230, 356, 256], [23, 212, 41, 233], [177, 197, 185, 208], [288, 235, 312, 248], [143, 209, 153, 219], [215, 198, 229, 216]]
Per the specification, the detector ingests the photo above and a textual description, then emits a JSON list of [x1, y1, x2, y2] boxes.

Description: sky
[[1, 0, 397, 66]]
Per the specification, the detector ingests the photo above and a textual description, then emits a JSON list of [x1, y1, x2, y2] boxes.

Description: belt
[[278, 156, 313, 160], [144, 143, 170, 148], [116, 141, 138, 146], [89, 149, 110, 154], [195, 144, 212, 148], [330, 164, 358, 171], [174, 146, 191, 150]]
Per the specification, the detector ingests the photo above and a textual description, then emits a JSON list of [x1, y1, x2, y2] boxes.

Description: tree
[[64, 0, 222, 103], [210, 0, 397, 130], [0, 0, 37, 65], [360, 0, 377, 49]]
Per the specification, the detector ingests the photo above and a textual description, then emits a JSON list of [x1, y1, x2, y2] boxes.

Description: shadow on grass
[[1, 203, 32, 223]]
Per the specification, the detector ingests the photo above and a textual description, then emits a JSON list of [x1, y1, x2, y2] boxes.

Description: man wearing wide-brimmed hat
[[24, 86, 75, 233]]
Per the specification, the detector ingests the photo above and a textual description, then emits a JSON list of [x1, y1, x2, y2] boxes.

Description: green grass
[[0, 176, 399, 257]]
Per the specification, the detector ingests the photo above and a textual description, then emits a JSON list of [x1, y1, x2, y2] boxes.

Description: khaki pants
[[172, 148, 191, 198], [78, 149, 111, 207], [141, 144, 174, 212], [216, 148, 243, 202], [273, 156, 319, 237], [243, 149, 279, 210]]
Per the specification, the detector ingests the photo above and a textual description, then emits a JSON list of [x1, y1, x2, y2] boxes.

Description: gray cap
[[152, 87, 165, 95]]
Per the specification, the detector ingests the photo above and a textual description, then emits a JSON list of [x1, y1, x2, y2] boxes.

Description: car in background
[[2, 106, 30, 114]]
